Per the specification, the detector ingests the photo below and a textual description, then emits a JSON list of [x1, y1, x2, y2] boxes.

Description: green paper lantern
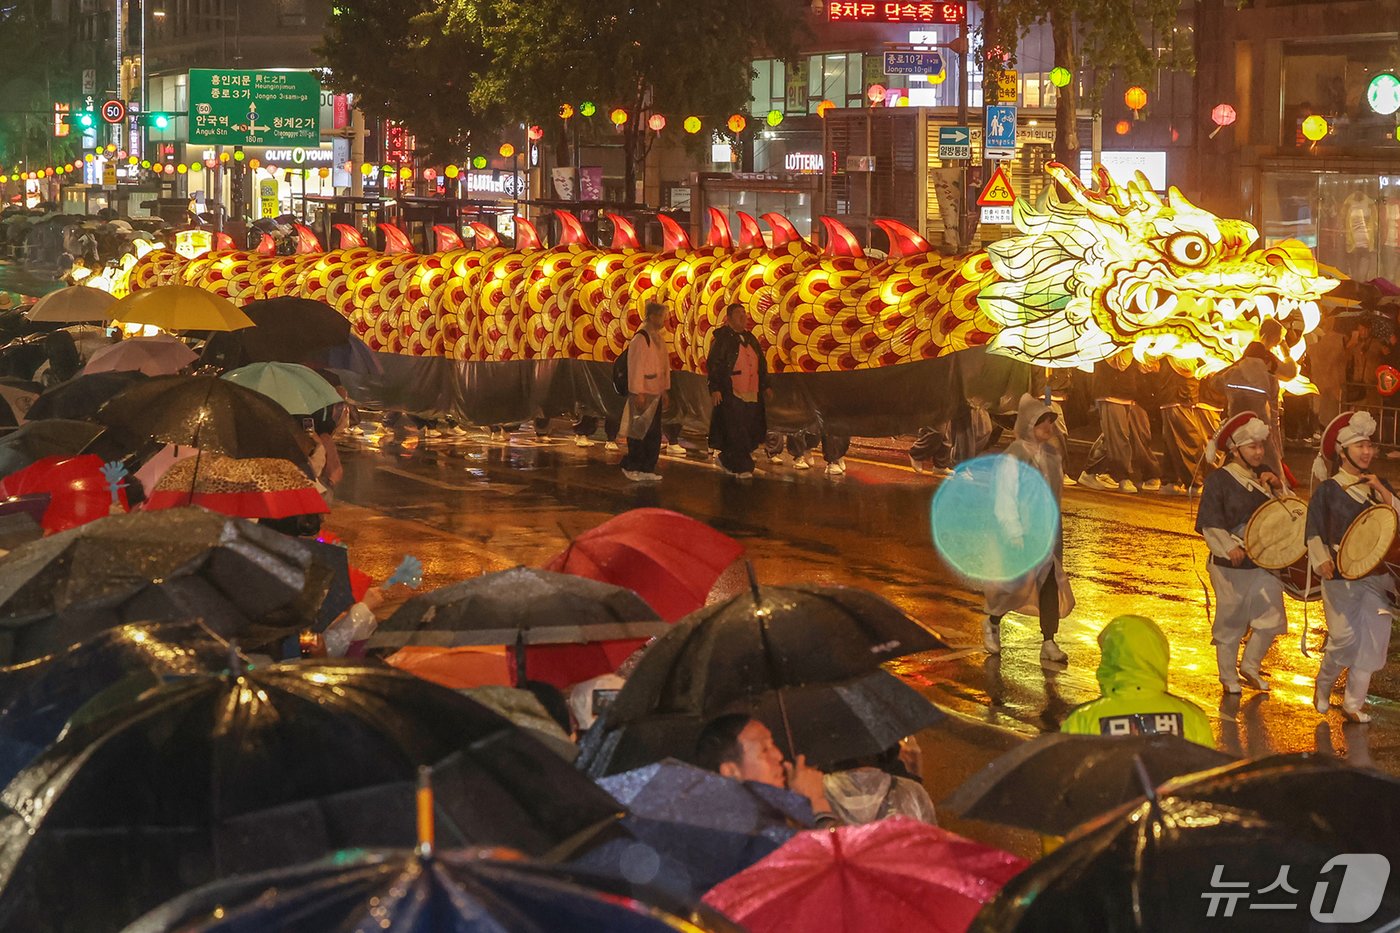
[[1049, 67, 1072, 88]]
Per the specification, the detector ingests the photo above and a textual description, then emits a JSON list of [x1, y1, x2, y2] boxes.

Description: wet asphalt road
[[323, 423, 1400, 853]]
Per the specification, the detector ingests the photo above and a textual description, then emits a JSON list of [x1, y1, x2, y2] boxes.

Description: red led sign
[[827, 2, 967, 24]]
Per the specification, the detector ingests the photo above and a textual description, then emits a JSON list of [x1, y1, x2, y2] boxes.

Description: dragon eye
[[1166, 234, 1210, 267]]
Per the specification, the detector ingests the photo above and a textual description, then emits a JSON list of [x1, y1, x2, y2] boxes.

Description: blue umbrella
[[221, 361, 342, 416], [124, 848, 742, 932], [573, 758, 812, 896]]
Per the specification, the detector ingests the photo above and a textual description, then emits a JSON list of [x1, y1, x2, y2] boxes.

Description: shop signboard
[[188, 69, 320, 147]]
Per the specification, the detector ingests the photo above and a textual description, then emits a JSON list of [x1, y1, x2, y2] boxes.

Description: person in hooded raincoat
[[1061, 615, 1214, 746], [983, 394, 1074, 665], [822, 752, 938, 826], [1306, 410, 1397, 724]]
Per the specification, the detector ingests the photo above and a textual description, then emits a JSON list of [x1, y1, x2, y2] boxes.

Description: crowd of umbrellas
[[0, 285, 1396, 930]]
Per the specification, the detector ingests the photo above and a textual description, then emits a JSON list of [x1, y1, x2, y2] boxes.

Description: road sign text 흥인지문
[[188, 70, 320, 147], [938, 126, 971, 160]]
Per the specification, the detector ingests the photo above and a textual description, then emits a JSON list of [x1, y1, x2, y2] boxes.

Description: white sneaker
[[793, 457, 812, 470], [450, 424, 470, 436], [1239, 668, 1270, 692], [909, 454, 926, 475], [1140, 478, 1161, 492], [622, 469, 647, 482], [981, 617, 1001, 655], [1314, 681, 1331, 714], [737, 471, 754, 479], [825, 459, 847, 476], [1062, 474, 1077, 486], [1164, 483, 1188, 496], [1040, 639, 1069, 664], [1078, 471, 1120, 491], [575, 436, 596, 448], [665, 443, 685, 456], [641, 472, 663, 482], [424, 428, 444, 438], [1341, 704, 1372, 724], [605, 441, 619, 451], [1119, 479, 1139, 494]]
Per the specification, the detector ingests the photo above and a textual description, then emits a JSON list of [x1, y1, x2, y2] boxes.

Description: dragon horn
[[819, 216, 864, 257], [255, 232, 276, 256], [873, 219, 930, 259], [657, 214, 690, 251], [761, 213, 804, 247], [1046, 162, 1123, 222], [706, 207, 733, 248], [554, 210, 592, 247], [292, 223, 324, 253], [469, 223, 500, 248], [334, 223, 366, 249], [1130, 172, 1163, 208], [514, 217, 543, 250], [431, 225, 463, 252], [378, 223, 413, 254], [1167, 186, 1201, 212], [736, 212, 764, 249], [606, 213, 640, 249]]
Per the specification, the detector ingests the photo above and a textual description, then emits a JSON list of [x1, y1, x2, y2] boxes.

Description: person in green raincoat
[[1061, 614, 1214, 747]]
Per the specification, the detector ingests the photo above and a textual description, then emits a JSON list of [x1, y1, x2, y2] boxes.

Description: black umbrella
[[0, 619, 235, 785], [27, 370, 147, 421], [0, 507, 333, 660], [125, 848, 741, 933], [369, 566, 668, 682], [971, 754, 1400, 932], [580, 670, 946, 777], [573, 758, 809, 896], [941, 733, 1236, 837], [0, 418, 107, 475], [97, 374, 314, 461], [228, 297, 353, 364], [0, 661, 625, 933], [605, 580, 947, 737]]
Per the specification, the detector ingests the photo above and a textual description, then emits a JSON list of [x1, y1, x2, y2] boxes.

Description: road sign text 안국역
[[188, 69, 320, 147]]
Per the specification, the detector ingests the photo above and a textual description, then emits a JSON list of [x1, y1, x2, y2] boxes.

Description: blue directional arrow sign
[[883, 50, 945, 77], [985, 105, 1017, 160], [938, 125, 971, 160]]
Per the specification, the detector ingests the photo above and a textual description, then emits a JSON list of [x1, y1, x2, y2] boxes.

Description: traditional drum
[[1244, 496, 1308, 570], [1278, 555, 1320, 602], [1337, 504, 1400, 580]]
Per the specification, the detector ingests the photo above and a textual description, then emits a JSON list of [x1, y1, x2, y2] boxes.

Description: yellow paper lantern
[[398, 166, 412, 179], [1302, 114, 1329, 141], [766, 110, 784, 127], [684, 116, 702, 134], [499, 143, 516, 158], [1114, 120, 1131, 135], [188, 162, 202, 173], [610, 108, 628, 126], [248, 158, 260, 169], [220, 152, 231, 163], [817, 100, 836, 118], [360, 163, 373, 175], [319, 167, 330, 179], [1125, 86, 1148, 111], [445, 164, 459, 178], [176, 163, 188, 174], [727, 114, 747, 133], [559, 103, 575, 119]]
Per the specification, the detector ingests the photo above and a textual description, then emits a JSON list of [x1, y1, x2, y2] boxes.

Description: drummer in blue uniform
[[1306, 410, 1397, 723], [1196, 412, 1287, 693]]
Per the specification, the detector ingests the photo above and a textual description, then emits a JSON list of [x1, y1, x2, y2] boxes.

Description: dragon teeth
[[1217, 297, 1238, 320], [1254, 295, 1276, 320], [1302, 299, 1321, 332], [1159, 294, 1179, 315]]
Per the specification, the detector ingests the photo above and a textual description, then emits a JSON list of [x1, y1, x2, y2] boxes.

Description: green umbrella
[[221, 362, 341, 416]]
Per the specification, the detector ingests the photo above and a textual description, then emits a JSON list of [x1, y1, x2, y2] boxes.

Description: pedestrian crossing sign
[[977, 166, 1016, 207]]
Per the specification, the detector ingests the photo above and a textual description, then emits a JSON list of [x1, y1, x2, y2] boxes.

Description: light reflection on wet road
[[328, 426, 1398, 787]]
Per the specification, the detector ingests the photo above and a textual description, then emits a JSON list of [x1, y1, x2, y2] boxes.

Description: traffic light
[[77, 111, 95, 130], [147, 112, 171, 129]]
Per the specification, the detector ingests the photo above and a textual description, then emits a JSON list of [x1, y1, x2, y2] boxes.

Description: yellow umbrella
[[107, 285, 254, 332]]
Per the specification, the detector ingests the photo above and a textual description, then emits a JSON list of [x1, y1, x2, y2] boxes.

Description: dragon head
[[978, 163, 1338, 376]]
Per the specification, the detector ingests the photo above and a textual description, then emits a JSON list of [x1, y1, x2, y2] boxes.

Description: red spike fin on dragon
[[108, 164, 1338, 385]]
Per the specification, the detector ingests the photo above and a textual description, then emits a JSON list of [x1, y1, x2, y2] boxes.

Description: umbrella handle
[[416, 766, 434, 858]]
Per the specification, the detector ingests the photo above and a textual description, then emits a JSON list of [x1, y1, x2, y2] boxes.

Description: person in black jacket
[[706, 303, 769, 477]]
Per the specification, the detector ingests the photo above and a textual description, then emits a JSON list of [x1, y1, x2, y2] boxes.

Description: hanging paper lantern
[[205, 159, 218, 169], [105, 144, 116, 152], [1302, 114, 1329, 141], [248, 158, 261, 170], [1050, 67, 1072, 88], [684, 116, 702, 134], [580, 101, 596, 117], [220, 152, 231, 162], [188, 162, 202, 173], [84, 154, 94, 162], [867, 84, 887, 104], [929, 69, 947, 86], [140, 159, 151, 169], [380, 163, 393, 176], [319, 168, 330, 179], [127, 156, 138, 165], [473, 155, 487, 169], [423, 167, 436, 180], [398, 166, 412, 179], [54, 166, 64, 175], [767, 109, 784, 127], [527, 125, 544, 141], [1114, 120, 1131, 136], [816, 100, 836, 118], [360, 163, 372, 175], [176, 163, 188, 174], [1124, 86, 1148, 112], [727, 114, 747, 133], [445, 164, 459, 178], [648, 114, 666, 132], [1211, 103, 1237, 128], [559, 103, 575, 119], [499, 143, 516, 158], [610, 108, 628, 126], [233, 150, 246, 161], [44, 168, 53, 176]]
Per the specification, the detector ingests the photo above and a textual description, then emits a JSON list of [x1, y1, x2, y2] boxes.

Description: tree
[[0, 1, 81, 170], [317, 0, 504, 161], [459, 0, 808, 201], [987, 0, 1193, 164]]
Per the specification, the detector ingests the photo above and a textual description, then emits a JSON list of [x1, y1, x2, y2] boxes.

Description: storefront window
[[808, 52, 864, 113], [750, 60, 787, 116], [1261, 171, 1400, 282], [1282, 37, 1400, 150]]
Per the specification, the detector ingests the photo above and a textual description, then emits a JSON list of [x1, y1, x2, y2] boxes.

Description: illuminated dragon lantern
[[112, 163, 1336, 381]]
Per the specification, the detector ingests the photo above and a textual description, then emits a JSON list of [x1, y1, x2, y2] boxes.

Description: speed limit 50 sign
[[100, 99, 127, 124]]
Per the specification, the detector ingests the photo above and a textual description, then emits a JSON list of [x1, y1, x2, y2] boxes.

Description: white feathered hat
[[1204, 412, 1271, 463], [1313, 411, 1378, 481]]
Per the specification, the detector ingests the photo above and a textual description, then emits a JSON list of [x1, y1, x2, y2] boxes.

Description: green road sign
[[188, 69, 320, 147]]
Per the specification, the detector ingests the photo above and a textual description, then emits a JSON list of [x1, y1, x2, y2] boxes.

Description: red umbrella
[[545, 508, 745, 622], [703, 818, 1028, 933], [0, 455, 124, 534], [143, 454, 327, 519]]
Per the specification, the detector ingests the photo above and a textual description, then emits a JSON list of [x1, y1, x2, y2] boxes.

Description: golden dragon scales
[[110, 163, 1337, 377]]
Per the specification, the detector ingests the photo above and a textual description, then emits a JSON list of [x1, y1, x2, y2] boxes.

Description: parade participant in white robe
[[983, 394, 1075, 665], [1195, 412, 1286, 693], [1306, 410, 1398, 723]]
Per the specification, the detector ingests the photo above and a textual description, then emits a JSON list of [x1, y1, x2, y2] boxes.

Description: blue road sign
[[985, 105, 1017, 159], [883, 51, 945, 77]]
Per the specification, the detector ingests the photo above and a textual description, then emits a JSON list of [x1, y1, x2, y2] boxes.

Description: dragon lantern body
[[112, 164, 1337, 382]]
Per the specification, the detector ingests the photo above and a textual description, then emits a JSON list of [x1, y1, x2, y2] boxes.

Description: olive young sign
[[188, 69, 320, 147]]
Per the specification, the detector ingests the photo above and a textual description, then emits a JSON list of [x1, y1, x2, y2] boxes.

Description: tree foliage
[[0, 0, 81, 169]]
